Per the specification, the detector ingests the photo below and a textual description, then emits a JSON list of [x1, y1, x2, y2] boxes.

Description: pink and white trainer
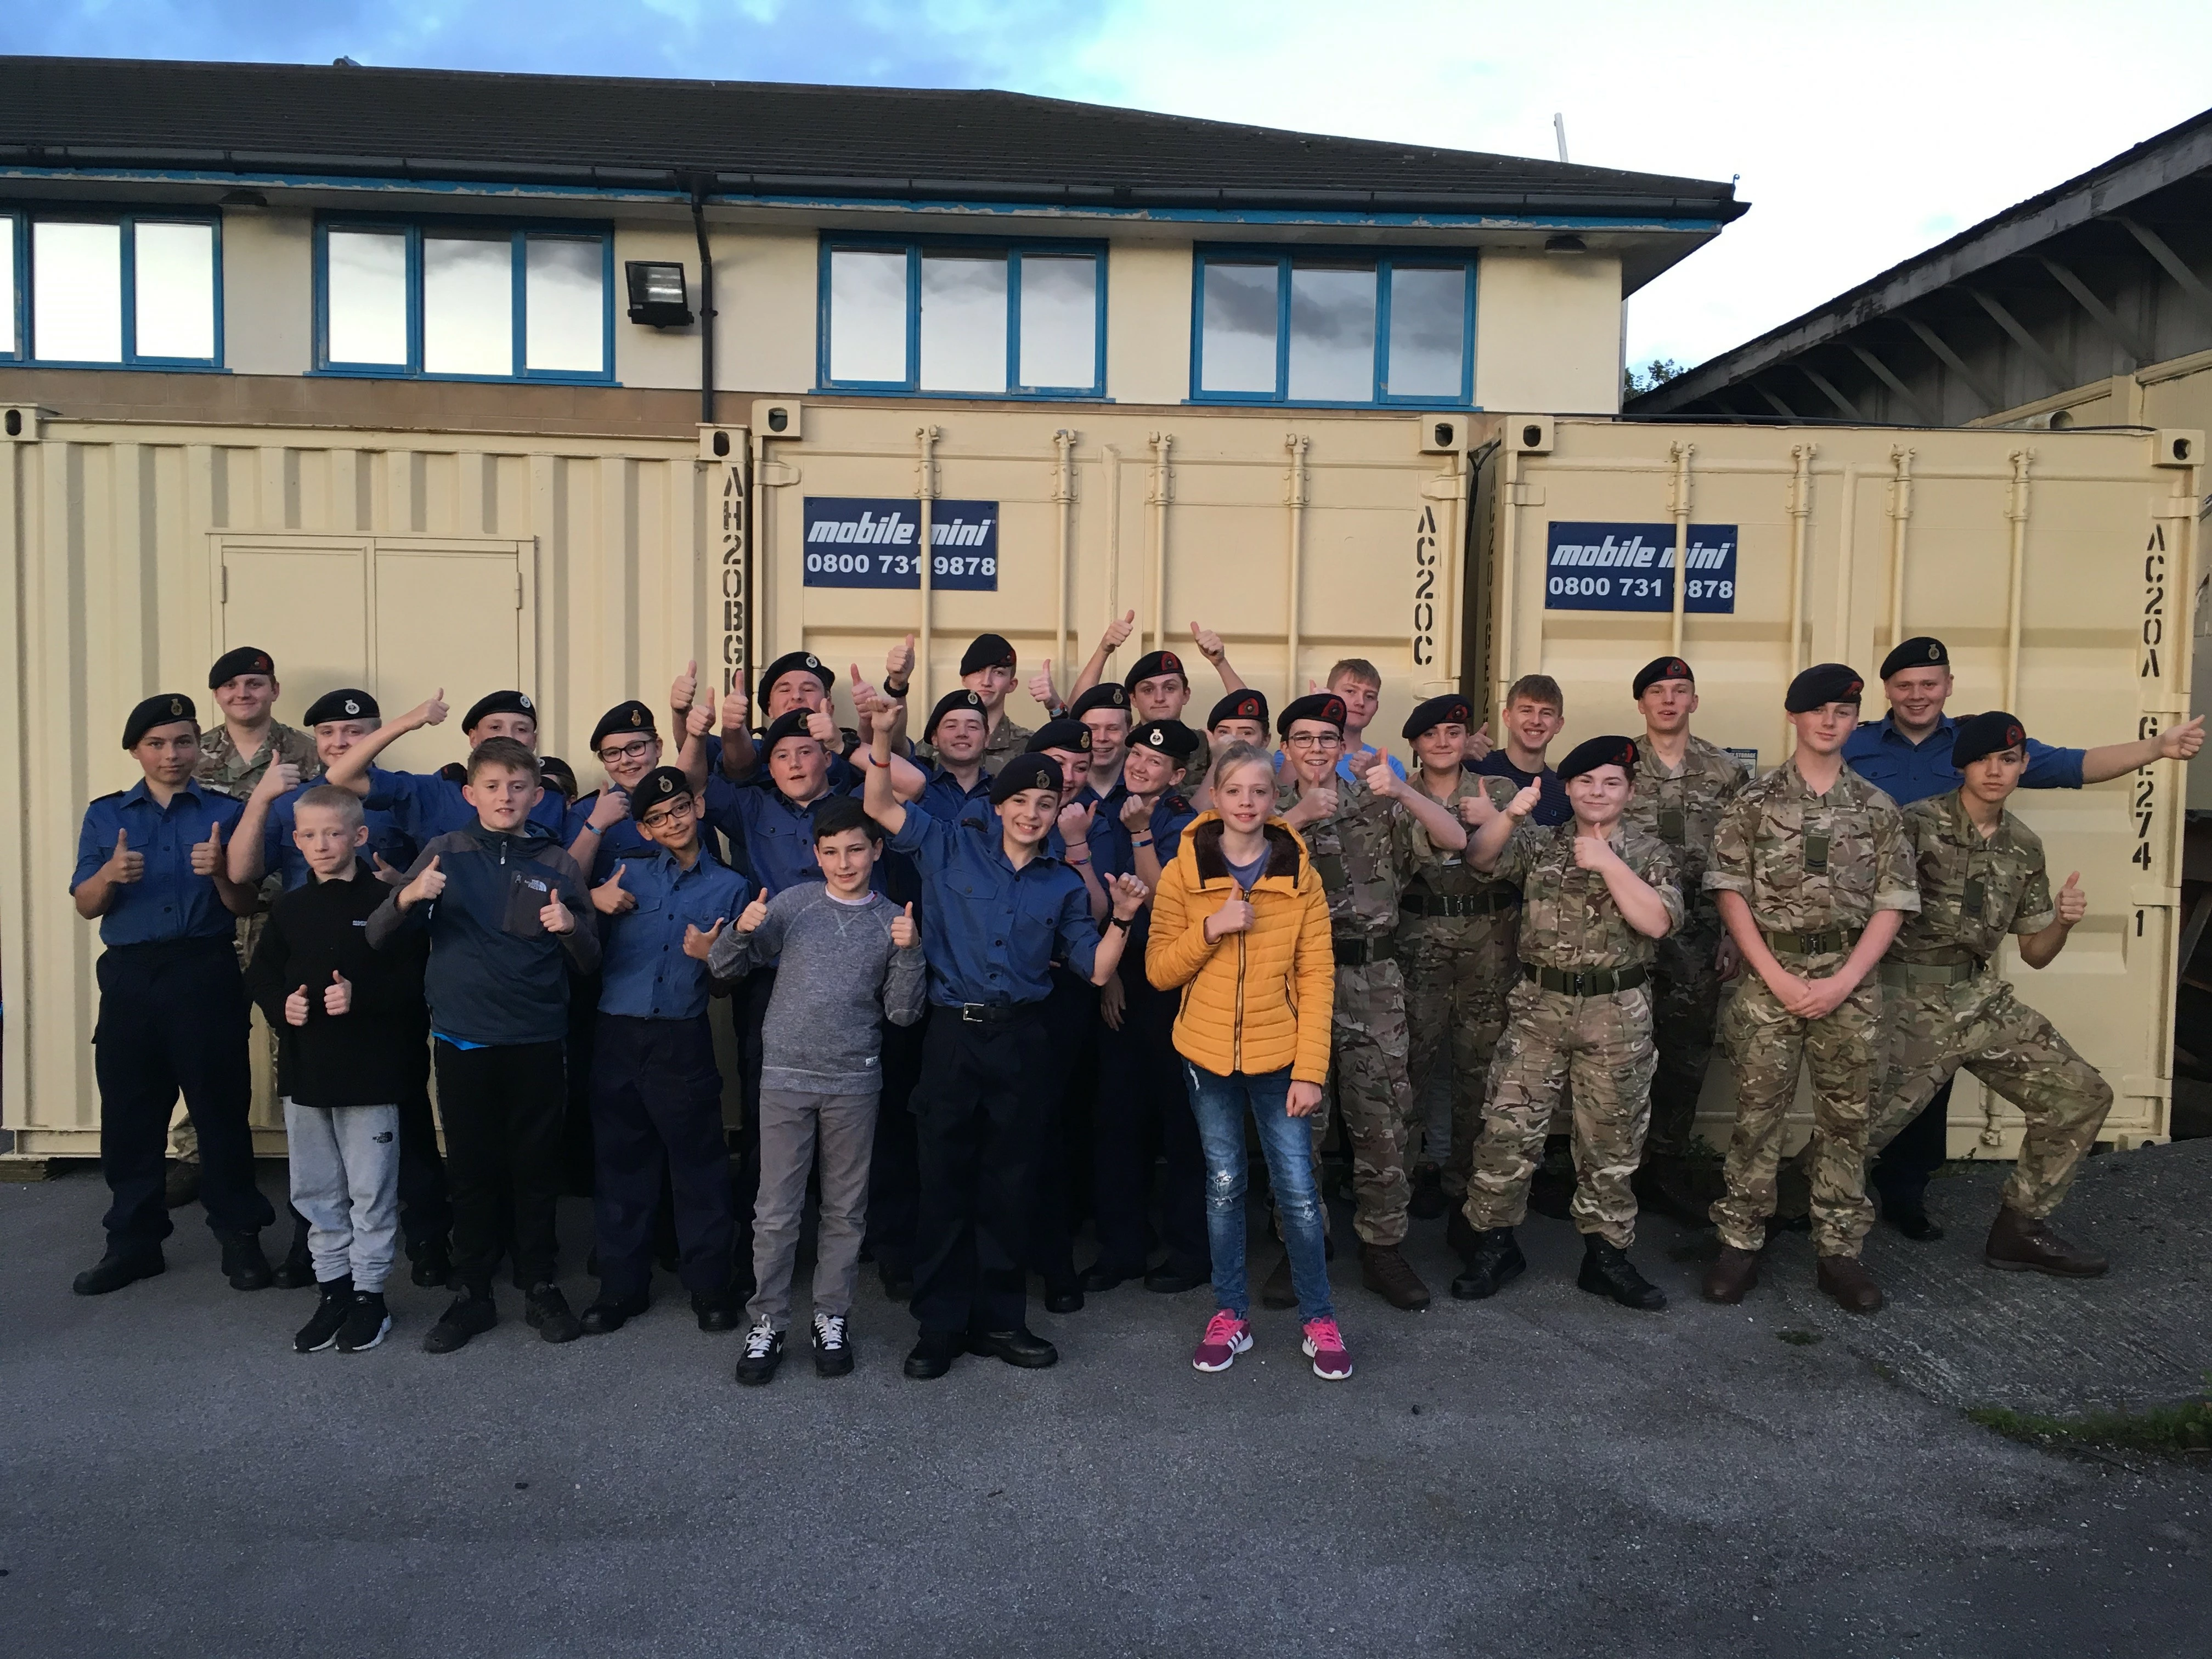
[[1190, 1310, 1254, 1373], [1301, 1317, 1353, 1381]]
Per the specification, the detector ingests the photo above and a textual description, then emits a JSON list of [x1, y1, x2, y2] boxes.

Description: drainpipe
[[1148, 431, 1173, 653], [915, 425, 939, 708], [2004, 449, 2033, 710], [1886, 445, 1916, 660], [1285, 433, 1310, 703], [690, 183, 716, 427], [1784, 442, 1816, 764], [1667, 442, 1695, 656], [1053, 430, 1076, 674]]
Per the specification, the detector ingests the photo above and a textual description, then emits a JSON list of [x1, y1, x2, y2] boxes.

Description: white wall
[[220, 207, 313, 375], [1106, 241, 1192, 406], [1474, 252, 1624, 414]]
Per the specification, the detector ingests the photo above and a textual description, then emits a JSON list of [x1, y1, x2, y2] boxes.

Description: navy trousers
[[589, 1013, 735, 1299]]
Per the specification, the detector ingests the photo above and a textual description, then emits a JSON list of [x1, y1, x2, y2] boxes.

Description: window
[[819, 239, 1105, 397], [316, 219, 612, 381], [0, 210, 221, 368], [1193, 250, 1475, 405]]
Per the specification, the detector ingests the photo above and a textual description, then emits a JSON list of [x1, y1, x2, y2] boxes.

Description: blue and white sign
[[1543, 521, 1737, 613], [801, 497, 999, 590]]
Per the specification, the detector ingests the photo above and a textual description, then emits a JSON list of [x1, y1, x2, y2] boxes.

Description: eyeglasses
[[639, 800, 695, 831], [599, 738, 657, 764], [1283, 733, 1342, 750]]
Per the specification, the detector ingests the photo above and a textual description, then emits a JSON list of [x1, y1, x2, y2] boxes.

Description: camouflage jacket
[[1705, 759, 1918, 934], [1397, 769, 1520, 900], [1627, 732, 1746, 906], [1493, 820, 1683, 972], [1279, 772, 1408, 938], [194, 720, 321, 802], [1887, 789, 2055, 966], [984, 714, 1034, 764]]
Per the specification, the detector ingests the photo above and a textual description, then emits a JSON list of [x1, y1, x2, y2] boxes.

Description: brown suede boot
[[1359, 1243, 1432, 1311], [1701, 1245, 1762, 1305], [1985, 1205, 2108, 1278], [1816, 1254, 1883, 1313]]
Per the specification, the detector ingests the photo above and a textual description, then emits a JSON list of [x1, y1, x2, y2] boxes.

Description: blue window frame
[[0, 206, 223, 370], [817, 235, 1108, 399], [1190, 247, 1477, 408], [313, 215, 616, 383]]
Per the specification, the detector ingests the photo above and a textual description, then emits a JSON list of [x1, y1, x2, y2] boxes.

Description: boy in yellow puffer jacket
[[1147, 742, 1348, 1379]]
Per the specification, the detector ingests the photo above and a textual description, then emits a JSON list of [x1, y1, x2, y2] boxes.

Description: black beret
[[1071, 682, 1131, 720], [811, 795, 878, 843], [1785, 663, 1865, 713], [1028, 719, 1092, 754], [590, 699, 658, 751], [1402, 693, 1472, 742], [1632, 656, 1695, 698], [207, 646, 274, 689], [1277, 692, 1347, 737], [1951, 710, 2028, 770], [1558, 734, 1639, 782], [960, 633, 1017, 677], [761, 709, 822, 753], [1880, 636, 1950, 681], [302, 688, 379, 726], [123, 692, 196, 750], [537, 756, 578, 798], [1124, 650, 1187, 689], [989, 752, 1063, 806], [758, 650, 834, 697], [1209, 689, 1269, 729], [923, 688, 989, 743], [628, 766, 693, 820], [1130, 719, 1200, 760], [462, 690, 536, 731]]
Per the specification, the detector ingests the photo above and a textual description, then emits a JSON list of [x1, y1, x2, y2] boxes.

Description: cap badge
[[518, 694, 534, 711], [343, 698, 360, 715], [168, 696, 184, 716], [805, 654, 820, 669], [1927, 643, 1942, 661], [630, 708, 644, 726]]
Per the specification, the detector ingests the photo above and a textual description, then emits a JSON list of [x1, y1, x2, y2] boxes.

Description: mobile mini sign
[[1543, 521, 1738, 613], [801, 497, 999, 590]]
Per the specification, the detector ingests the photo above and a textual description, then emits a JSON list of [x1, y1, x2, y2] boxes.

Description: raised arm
[[1188, 620, 1249, 695], [862, 712, 908, 839], [717, 684, 755, 782], [2018, 869, 2086, 969], [1066, 610, 1136, 702], [323, 690, 448, 792], [228, 759, 301, 885], [2076, 715, 2205, 786], [1369, 760, 1465, 850], [1467, 781, 1539, 871]]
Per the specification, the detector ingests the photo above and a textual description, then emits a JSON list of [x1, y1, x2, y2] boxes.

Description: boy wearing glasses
[[1275, 692, 1468, 1313], [578, 768, 752, 1336]]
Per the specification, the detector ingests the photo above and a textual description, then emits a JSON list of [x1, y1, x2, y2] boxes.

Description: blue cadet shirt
[[562, 792, 651, 884], [1842, 713, 2084, 807], [363, 764, 569, 844], [1073, 775, 1136, 877], [702, 774, 872, 897], [262, 785, 414, 892], [596, 845, 754, 1021], [888, 798, 1101, 1007], [1468, 752, 1573, 827], [74, 780, 245, 947], [1144, 791, 1200, 863]]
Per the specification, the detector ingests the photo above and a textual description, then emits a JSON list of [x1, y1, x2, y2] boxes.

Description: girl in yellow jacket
[[1146, 742, 1348, 1380]]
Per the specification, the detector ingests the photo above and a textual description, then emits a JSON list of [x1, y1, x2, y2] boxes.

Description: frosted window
[[1200, 262, 1277, 393], [920, 252, 1008, 392], [32, 221, 122, 363], [1017, 255, 1097, 389], [326, 229, 408, 365], [828, 249, 907, 382], [422, 235, 512, 376], [133, 222, 217, 360], [1387, 267, 1466, 398], [1288, 267, 1376, 402], [524, 237, 603, 373]]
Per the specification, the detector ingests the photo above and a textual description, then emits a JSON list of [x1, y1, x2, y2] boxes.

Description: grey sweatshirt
[[710, 882, 925, 1094]]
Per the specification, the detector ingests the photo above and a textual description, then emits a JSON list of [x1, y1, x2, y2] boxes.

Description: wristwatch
[[1107, 912, 1133, 932]]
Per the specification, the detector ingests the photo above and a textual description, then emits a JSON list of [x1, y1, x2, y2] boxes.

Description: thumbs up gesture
[[404, 687, 449, 732], [683, 916, 726, 962], [1102, 609, 1136, 652], [402, 854, 445, 909], [805, 708, 839, 748], [2055, 870, 2087, 926], [719, 685, 749, 732], [1504, 781, 1544, 821], [1464, 720, 1494, 764], [371, 852, 407, 887], [686, 699, 715, 740], [885, 633, 916, 691], [735, 894, 771, 935], [1189, 620, 1227, 666], [323, 969, 352, 1017], [1026, 659, 1060, 711], [588, 788, 631, 832], [284, 984, 311, 1028], [251, 759, 301, 804], [190, 820, 225, 876], [592, 863, 636, 916], [539, 892, 575, 935], [890, 901, 918, 949], [671, 658, 699, 713], [106, 828, 145, 885]]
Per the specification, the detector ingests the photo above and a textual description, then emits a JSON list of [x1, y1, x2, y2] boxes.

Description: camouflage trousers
[[1871, 974, 2112, 1220], [1711, 959, 1881, 1259], [1328, 956, 1414, 1248], [1645, 913, 1726, 1163], [1397, 909, 1520, 1197], [1463, 979, 1655, 1246]]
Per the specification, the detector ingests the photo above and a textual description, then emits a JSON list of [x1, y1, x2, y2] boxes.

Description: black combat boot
[[1576, 1235, 1666, 1311], [1449, 1227, 1526, 1300]]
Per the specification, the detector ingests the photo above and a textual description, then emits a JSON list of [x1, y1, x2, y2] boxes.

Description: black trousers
[[1093, 977, 1209, 1276], [94, 937, 274, 1251], [1872, 1076, 1955, 1210], [729, 967, 776, 1279], [588, 1013, 735, 1299], [910, 1005, 1050, 1335], [865, 1008, 929, 1275], [434, 1038, 567, 1292], [561, 974, 600, 1196], [1026, 967, 1097, 1286]]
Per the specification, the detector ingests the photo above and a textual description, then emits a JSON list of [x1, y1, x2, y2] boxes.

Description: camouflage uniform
[[984, 714, 1034, 765], [1624, 734, 1747, 1160], [1871, 791, 2111, 1218], [1282, 772, 1418, 1248], [1705, 762, 1918, 1259], [1463, 820, 1683, 1246], [1393, 769, 1523, 1197]]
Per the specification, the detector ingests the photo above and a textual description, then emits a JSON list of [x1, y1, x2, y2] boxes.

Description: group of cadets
[[66, 621, 2203, 1379]]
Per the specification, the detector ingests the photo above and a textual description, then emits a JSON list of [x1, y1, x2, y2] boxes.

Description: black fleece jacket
[[244, 859, 428, 1108]]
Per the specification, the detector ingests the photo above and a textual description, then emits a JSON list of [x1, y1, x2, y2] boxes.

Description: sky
[[7, 1, 2212, 373]]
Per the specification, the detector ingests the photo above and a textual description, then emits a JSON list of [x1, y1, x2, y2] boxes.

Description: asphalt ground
[[2, 1156, 2209, 1658]]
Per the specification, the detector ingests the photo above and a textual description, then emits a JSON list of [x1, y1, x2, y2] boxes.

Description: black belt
[[1762, 926, 1863, 958], [1399, 890, 1519, 918], [1333, 935, 1397, 968], [940, 1001, 1034, 1025], [1523, 962, 1647, 996]]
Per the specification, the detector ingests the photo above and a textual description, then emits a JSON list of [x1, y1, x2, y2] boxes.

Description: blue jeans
[[1184, 1063, 1333, 1323]]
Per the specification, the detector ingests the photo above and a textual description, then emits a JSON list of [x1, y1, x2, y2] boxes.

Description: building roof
[[0, 55, 1746, 223], [1628, 104, 2212, 422]]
